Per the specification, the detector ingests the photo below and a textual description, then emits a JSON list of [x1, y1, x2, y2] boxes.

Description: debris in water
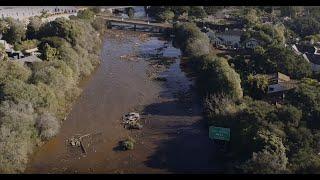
[[122, 112, 143, 130]]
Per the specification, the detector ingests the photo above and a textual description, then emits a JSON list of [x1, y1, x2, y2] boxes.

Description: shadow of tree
[[143, 119, 224, 173]]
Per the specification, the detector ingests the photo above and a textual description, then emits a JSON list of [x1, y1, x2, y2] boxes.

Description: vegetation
[[121, 137, 135, 150], [125, 7, 135, 19], [14, 39, 39, 51], [0, 11, 103, 173], [147, 6, 207, 22], [172, 6, 320, 174], [3, 19, 26, 44]]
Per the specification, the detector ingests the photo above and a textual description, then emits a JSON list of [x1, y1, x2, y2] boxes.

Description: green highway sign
[[209, 126, 230, 141]]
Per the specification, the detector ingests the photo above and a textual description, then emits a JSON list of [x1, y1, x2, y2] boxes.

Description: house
[[292, 43, 320, 72], [266, 72, 298, 94], [24, 47, 41, 57], [207, 29, 242, 49]]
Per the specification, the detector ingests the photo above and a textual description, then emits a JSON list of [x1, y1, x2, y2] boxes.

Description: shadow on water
[[140, 85, 224, 173], [143, 119, 223, 173]]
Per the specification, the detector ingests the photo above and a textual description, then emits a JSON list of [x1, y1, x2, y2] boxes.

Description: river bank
[[26, 29, 220, 173]]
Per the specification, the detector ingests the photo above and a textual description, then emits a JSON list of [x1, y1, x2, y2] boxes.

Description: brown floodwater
[[25, 29, 221, 174]]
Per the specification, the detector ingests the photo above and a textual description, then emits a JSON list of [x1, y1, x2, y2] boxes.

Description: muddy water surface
[[26, 30, 221, 173]]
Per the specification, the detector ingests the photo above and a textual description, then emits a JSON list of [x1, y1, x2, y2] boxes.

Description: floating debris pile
[[122, 112, 143, 130]]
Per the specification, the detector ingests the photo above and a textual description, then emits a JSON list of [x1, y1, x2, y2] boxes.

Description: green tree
[[42, 43, 58, 61], [197, 55, 243, 99], [3, 20, 26, 44], [188, 6, 207, 19], [277, 105, 302, 127], [26, 16, 42, 39], [158, 10, 175, 22], [125, 7, 135, 19], [77, 9, 95, 20], [246, 74, 269, 99]]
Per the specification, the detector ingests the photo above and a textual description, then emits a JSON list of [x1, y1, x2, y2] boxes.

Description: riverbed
[[26, 29, 221, 173]]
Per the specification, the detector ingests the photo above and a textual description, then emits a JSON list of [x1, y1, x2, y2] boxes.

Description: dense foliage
[[0, 12, 102, 173], [173, 7, 320, 174]]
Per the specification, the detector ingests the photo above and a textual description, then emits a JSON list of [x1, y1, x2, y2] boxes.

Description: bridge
[[97, 14, 173, 33]]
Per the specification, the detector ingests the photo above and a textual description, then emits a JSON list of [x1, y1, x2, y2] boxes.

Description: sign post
[[209, 126, 230, 141]]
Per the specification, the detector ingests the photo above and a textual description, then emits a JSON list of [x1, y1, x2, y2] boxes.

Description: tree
[[171, 6, 190, 16], [0, 44, 8, 61], [263, 45, 312, 79], [0, 61, 31, 84], [203, 6, 224, 15], [240, 129, 288, 173], [288, 17, 320, 37], [280, 6, 304, 18], [158, 10, 175, 22], [14, 39, 39, 51], [3, 20, 26, 44], [243, 8, 260, 27], [26, 16, 42, 39], [197, 56, 243, 99], [0, 100, 36, 173], [125, 7, 135, 19], [188, 6, 207, 19], [36, 113, 60, 140], [277, 105, 302, 127], [286, 78, 320, 129], [184, 37, 210, 57], [246, 74, 269, 99], [77, 9, 95, 20], [42, 43, 58, 61]]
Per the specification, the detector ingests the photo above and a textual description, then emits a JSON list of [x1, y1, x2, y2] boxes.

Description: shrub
[[77, 9, 95, 20], [26, 16, 42, 39], [0, 100, 37, 173], [198, 56, 243, 99], [14, 39, 39, 51], [3, 19, 26, 44], [121, 137, 135, 150], [0, 61, 32, 84], [36, 113, 60, 140], [184, 37, 210, 57], [158, 10, 175, 22]]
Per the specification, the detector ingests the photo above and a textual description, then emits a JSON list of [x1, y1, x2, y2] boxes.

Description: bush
[[36, 113, 60, 140], [184, 37, 210, 57], [278, 105, 302, 127], [121, 137, 135, 150], [0, 100, 37, 173], [3, 19, 26, 44], [197, 56, 243, 99], [0, 61, 32, 84], [14, 39, 39, 51], [77, 9, 95, 20], [158, 10, 175, 22], [26, 16, 42, 39]]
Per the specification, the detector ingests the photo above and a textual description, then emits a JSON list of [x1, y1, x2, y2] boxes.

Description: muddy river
[[26, 29, 221, 173]]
